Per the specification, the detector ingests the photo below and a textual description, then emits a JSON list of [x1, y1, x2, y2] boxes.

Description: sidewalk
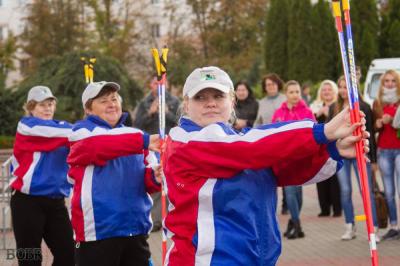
[[1, 182, 400, 265]]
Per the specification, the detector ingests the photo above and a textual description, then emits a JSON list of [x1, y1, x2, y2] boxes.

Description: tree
[[287, 0, 313, 82], [350, 0, 379, 77], [0, 33, 17, 88], [84, 0, 140, 65], [21, 0, 84, 72], [16, 51, 142, 123], [380, 0, 400, 57], [182, 0, 267, 85], [0, 88, 20, 136], [310, 0, 339, 82], [264, 0, 289, 80]]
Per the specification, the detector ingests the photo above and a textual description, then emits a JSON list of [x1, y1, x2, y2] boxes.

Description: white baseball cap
[[82, 81, 120, 107], [27, 86, 56, 102], [183, 66, 234, 98]]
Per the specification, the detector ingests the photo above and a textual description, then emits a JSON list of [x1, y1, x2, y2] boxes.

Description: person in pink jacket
[[272, 80, 316, 239]]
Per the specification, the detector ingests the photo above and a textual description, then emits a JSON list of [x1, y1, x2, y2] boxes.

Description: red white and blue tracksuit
[[163, 117, 343, 266], [11, 116, 72, 196], [67, 114, 161, 243], [10, 116, 74, 266]]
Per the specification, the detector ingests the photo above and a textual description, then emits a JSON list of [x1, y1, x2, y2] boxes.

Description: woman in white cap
[[162, 66, 370, 266], [10, 86, 75, 265], [67, 81, 161, 266]]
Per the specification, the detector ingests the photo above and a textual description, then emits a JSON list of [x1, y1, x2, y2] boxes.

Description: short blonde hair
[[23, 99, 57, 116], [283, 80, 301, 93]]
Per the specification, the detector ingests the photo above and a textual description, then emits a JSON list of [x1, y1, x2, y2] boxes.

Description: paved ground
[[1, 175, 400, 265]]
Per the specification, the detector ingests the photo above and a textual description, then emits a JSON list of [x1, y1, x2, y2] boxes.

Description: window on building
[[151, 24, 160, 38]]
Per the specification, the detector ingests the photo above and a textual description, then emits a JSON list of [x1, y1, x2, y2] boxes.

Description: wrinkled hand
[[149, 134, 160, 152], [336, 130, 370, 159], [382, 114, 392, 124], [324, 107, 365, 141], [153, 165, 163, 184]]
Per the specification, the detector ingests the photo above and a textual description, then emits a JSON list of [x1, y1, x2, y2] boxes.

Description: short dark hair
[[261, 73, 284, 94], [85, 86, 120, 110]]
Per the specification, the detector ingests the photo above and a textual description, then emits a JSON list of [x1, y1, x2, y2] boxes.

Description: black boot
[[283, 219, 294, 237], [287, 220, 305, 239]]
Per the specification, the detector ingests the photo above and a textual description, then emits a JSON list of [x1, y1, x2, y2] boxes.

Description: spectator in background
[[301, 82, 312, 106], [272, 80, 315, 239], [332, 76, 379, 241], [254, 73, 286, 126], [10, 86, 75, 266], [373, 69, 400, 241], [133, 75, 180, 232], [310, 80, 341, 217], [233, 80, 259, 130], [254, 74, 287, 214]]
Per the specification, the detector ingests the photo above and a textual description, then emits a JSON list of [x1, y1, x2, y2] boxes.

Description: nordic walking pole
[[332, 1, 378, 265], [151, 46, 169, 265]]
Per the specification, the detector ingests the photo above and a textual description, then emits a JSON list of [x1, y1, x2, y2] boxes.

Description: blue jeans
[[337, 159, 378, 226], [378, 148, 400, 225], [285, 186, 302, 222]]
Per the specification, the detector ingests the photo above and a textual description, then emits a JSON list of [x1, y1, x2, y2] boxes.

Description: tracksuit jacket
[[163, 117, 343, 266], [10, 116, 72, 198], [67, 114, 160, 242]]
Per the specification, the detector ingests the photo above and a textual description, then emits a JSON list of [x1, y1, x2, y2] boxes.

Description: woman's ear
[[183, 99, 189, 114]]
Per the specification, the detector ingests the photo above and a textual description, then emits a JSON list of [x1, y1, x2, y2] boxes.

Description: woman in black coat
[[233, 80, 259, 130]]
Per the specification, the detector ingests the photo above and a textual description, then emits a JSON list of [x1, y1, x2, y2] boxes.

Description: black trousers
[[316, 174, 342, 215], [10, 190, 75, 266], [75, 235, 151, 266]]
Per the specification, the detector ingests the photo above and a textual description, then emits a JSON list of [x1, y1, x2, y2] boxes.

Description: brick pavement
[[1, 180, 400, 265]]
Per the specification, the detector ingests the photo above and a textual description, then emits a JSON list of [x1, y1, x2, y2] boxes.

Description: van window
[[367, 73, 382, 100]]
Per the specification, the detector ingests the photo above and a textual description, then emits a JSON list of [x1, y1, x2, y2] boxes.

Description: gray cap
[[82, 81, 120, 108], [27, 86, 56, 102], [182, 66, 234, 98]]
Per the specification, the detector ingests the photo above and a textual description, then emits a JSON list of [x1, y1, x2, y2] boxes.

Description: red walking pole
[[332, 1, 378, 265]]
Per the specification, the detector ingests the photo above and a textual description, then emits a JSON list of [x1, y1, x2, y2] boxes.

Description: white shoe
[[374, 227, 380, 243], [341, 223, 356, 240]]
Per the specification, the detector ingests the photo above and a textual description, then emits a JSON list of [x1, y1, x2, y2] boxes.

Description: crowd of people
[[9, 65, 398, 266]]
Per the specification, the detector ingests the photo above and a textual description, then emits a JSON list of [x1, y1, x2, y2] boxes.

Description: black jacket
[[235, 97, 259, 127], [133, 91, 180, 134]]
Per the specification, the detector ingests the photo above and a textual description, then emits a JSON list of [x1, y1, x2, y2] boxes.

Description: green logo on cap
[[200, 70, 216, 81]]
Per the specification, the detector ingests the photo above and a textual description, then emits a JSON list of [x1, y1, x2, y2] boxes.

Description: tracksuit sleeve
[[165, 121, 342, 181], [143, 150, 161, 194], [68, 132, 148, 166], [14, 119, 71, 152]]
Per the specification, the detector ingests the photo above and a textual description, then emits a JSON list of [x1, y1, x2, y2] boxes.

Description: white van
[[363, 58, 400, 106]]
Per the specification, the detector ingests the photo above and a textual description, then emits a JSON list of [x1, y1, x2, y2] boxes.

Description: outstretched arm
[[165, 120, 329, 179], [14, 118, 71, 152], [68, 127, 159, 166]]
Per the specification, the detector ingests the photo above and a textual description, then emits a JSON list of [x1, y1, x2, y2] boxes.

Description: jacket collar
[[86, 112, 128, 129], [179, 117, 236, 135]]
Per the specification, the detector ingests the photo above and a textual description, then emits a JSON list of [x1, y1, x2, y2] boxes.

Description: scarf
[[382, 87, 398, 104]]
